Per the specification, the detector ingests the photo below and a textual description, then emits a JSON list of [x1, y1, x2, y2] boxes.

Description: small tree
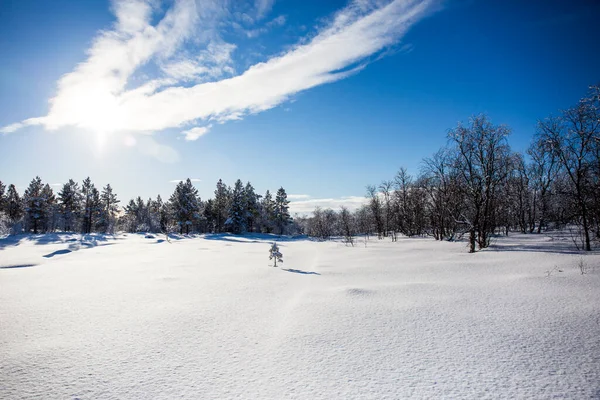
[[269, 242, 283, 267]]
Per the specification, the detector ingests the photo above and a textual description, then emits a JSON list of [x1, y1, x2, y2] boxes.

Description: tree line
[[297, 85, 599, 252], [0, 177, 293, 236]]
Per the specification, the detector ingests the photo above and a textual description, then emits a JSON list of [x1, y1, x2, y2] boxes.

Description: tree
[[261, 190, 275, 233], [169, 178, 200, 234], [274, 187, 291, 235], [527, 133, 559, 233], [448, 115, 512, 253], [58, 179, 82, 232], [269, 242, 283, 267], [214, 179, 229, 233], [226, 179, 247, 234], [41, 183, 57, 232], [5, 184, 23, 224], [81, 177, 100, 234], [23, 176, 46, 234], [245, 182, 259, 233], [366, 185, 384, 239], [537, 86, 599, 250], [98, 184, 120, 233], [339, 206, 355, 246]]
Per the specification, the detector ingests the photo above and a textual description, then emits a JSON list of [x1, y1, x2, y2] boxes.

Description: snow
[[1, 232, 599, 399]]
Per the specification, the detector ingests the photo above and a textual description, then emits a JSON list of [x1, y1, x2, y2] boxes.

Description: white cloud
[[287, 194, 311, 199], [170, 178, 201, 183], [2, 0, 437, 141], [182, 125, 211, 141], [289, 196, 368, 215]]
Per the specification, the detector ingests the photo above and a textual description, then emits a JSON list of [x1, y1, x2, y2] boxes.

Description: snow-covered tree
[[261, 190, 275, 233], [81, 177, 101, 234], [41, 183, 57, 232], [169, 178, 200, 234], [58, 179, 82, 232], [274, 187, 291, 234], [269, 242, 283, 267], [245, 182, 259, 233], [5, 184, 23, 224], [98, 184, 120, 233], [23, 176, 46, 233], [226, 179, 247, 234], [213, 179, 229, 233]]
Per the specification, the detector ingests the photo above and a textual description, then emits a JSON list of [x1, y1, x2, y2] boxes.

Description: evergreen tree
[[23, 176, 45, 233], [5, 184, 23, 224], [245, 182, 259, 233], [275, 187, 291, 234], [214, 179, 229, 233], [124, 199, 139, 232], [155, 194, 171, 233], [81, 177, 100, 234], [58, 179, 82, 232], [98, 184, 120, 233], [226, 179, 247, 234], [169, 178, 200, 234], [261, 190, 275, 233], [41, 183, 57, 232]]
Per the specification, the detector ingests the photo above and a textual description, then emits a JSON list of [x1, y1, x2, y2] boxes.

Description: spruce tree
[[226, 179, 246, 234], [81, 177, 100, 234], [58, 179, 82, 232], [275, 187, 291, 235], [41, 183, 57, 232], [5, 184, 23, 224], [169, 178, 200, 234], [214, 179, 229, 233], [23, 176, 45, 233], [261, 190, 275, 233], [245, 182, 259, 233], [99, 184, 120, 233]]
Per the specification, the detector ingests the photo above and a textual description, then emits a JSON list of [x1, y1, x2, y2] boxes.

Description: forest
[[1, 85, 598, 252]]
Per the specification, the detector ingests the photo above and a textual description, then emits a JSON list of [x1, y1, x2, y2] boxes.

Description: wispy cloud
[[182, 125, 211, 141], [169, 178, 202, 183], [289, 196, 367, 215], [2, 0, 437, 145], [287, 194, 311, 200], [255, 0, 276, 20]]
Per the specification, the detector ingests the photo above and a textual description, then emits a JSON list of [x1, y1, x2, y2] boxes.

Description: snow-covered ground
[[1, 232, 599, 399]]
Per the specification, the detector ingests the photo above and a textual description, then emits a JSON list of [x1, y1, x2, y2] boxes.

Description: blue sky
[[1, 0, 599, 213]]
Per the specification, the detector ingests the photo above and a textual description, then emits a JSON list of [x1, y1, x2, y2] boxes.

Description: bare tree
[[448, 115, 512, 252], [538, 86, 599, 250]]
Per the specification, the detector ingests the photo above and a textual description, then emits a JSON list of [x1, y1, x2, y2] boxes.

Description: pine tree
[[155, 194, 171, 233], [98, 184, 120, 233], [226, 179, 247, 234], [81, 177, 100, 234], [58, 179, 82, 232], [275, 187, 291, 235], [41, 183, 57, 232], [23, 176, 46, 234], [5, 184, 23, 224], [269, 242, 283, 267], [169, 178, 200, 234], [214, 179, 229, 233], [245, 182, 259, 233], [261, 190, 275, 233], [124, 199, 139, 232]]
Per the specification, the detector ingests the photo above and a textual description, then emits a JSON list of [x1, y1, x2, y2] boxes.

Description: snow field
[[1, 233, 599, 399]]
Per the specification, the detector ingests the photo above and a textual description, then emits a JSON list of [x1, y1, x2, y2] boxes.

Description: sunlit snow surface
[[1, 232, 599, 399]]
